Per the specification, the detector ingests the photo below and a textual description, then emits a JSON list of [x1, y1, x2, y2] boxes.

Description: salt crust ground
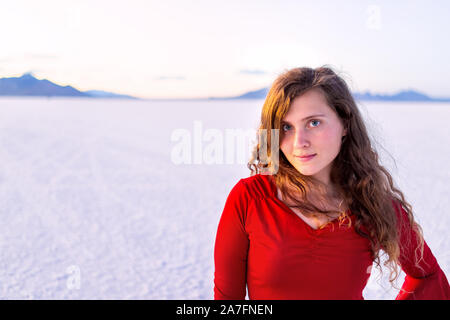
[[0, 98, 448, 299]]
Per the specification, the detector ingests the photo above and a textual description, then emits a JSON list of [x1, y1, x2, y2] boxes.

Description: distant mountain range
[[1, 73, 449, 102], [209, 87, 450, 102], [0, 73, 138, 99]]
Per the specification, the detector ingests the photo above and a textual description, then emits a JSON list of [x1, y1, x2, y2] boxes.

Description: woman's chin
[[293, 167, 317, 176]]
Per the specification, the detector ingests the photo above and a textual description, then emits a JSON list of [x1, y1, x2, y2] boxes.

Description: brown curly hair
[[247, 65, 425, 286]]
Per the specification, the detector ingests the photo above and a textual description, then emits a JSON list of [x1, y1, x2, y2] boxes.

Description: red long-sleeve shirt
[[214, 173, 450, 300]]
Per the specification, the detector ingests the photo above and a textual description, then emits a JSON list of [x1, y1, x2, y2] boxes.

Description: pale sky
[[1, 0, 449, 99]]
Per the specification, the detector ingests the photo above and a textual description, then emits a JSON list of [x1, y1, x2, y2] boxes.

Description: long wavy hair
[[247, 65, 425, 286]]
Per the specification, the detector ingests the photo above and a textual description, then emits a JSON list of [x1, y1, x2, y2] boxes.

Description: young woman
[[213, 66, 449, 300]]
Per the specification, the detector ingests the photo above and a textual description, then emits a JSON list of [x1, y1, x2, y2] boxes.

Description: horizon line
[[1, 73, 450, 101]]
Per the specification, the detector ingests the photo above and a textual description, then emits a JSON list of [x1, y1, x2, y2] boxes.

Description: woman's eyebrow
[[282, 113, 325, 124]]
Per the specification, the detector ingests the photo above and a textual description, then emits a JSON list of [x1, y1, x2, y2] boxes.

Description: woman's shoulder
[[236, 173, 276, 200]]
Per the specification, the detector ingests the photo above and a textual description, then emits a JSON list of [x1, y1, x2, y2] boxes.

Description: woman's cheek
[[280, 136, 291, 152], [320, 129, 340, 146]]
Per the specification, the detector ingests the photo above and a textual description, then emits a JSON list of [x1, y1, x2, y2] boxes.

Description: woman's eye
[[282, 123, 291, 132], [309, 120, 321, 127], [282, 120, 320, 132]]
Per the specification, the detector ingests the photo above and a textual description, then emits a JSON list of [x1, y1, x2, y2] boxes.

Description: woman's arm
[[393, 202, 450, 300], [214, 179, 250, 300]]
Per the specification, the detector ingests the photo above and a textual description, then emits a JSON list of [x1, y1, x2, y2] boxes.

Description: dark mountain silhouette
[[2, 73, 448, 102], [209, 87, 450, 102], [0, 73, 137, 99], [351, 90, 450, 102]]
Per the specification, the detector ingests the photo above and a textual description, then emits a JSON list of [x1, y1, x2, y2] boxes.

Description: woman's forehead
[[284, 91, 335, 121], [290, 87, 330, 106]]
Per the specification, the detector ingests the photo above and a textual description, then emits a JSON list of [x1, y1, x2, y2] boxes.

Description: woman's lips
[[294, 154, 316, 162]]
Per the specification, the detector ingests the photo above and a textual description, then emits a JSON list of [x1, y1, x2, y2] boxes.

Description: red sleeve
[[214, 179, 250, 300], [393, 201, 450, 300]]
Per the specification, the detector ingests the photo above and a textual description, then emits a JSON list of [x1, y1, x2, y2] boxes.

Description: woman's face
[[280, 88, 347, 187]]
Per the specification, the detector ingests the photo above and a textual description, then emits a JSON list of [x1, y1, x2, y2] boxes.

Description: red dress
[[214, 174, 450, 300]]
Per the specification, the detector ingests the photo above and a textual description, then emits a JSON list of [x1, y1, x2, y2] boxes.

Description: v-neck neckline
[[265, 174, 352, 233]]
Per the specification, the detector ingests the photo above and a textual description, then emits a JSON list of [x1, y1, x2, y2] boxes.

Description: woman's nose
[[294, 131, 310, 148]]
